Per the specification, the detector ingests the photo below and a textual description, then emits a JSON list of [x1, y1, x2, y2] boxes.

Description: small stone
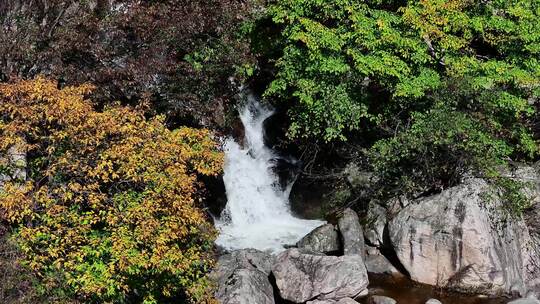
[[369, 295, 397, 304], [426, 299, 443, 304], [357, 289, 369, 297]]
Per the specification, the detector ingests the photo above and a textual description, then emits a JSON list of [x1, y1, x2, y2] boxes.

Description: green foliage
[[491, 177, 532, 216], [254, 0, 540, 204], [0, 229, 77, 304], [263, 0, 539, 141], [369, 105, 512, 194]]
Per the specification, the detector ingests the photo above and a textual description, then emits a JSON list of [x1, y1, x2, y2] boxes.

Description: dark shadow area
[[201, 174, 227, 219], [380, 223, 411, 278], [359, 274, 509, 304]]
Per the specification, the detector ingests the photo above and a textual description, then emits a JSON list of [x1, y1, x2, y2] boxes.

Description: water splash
[[215, 93, 325, 253]]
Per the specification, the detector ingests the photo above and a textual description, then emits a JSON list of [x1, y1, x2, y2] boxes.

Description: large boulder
[[297, 224, 340, 254], [212, 249, 275, 304], [213, 249, 274, 278], [388, 178, 540, 296], [272, 248, 369, 303], [338, 208, 366, 256], [215, 269, 275, 304]]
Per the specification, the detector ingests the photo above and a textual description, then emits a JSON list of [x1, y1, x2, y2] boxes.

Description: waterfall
[[215, 93, 325, 253]]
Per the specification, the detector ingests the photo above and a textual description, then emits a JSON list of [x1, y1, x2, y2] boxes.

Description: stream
[[361, 275, 508, 304], [215, 93, 324, 252], [215, 94, 510, 304]]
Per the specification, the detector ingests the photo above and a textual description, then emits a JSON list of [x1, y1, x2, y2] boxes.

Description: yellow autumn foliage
[[0, 77, 223, 303]]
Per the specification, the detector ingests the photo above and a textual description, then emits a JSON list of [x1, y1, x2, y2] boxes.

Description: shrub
[[0, 77, 223, 303]]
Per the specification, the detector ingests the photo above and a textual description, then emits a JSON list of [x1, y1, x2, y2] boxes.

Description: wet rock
[[272, 248, 369, 303], [368, 295, 397, 304], [364, 253, 399, 276], [212, 249, 275, 304], [297, 224, 340, 254], [338, 208, 366, 256], [426, 299, 443, 304], [388, 178, 540, 296]]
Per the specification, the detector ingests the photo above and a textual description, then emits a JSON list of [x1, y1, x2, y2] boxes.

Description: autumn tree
[[0, 77, 223, 303], [0, 0, 259, 129]]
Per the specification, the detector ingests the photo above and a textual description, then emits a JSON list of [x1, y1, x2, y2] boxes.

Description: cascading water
[[215, 93, 325, 253]]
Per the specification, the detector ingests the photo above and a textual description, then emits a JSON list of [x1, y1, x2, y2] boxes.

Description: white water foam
[[215, 94, 325, 253]]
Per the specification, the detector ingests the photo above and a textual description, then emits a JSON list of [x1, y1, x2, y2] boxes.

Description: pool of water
[[358, 274, 510, 304]]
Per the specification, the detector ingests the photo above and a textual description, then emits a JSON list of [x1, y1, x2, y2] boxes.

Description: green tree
[[255, 0, 540, 205]]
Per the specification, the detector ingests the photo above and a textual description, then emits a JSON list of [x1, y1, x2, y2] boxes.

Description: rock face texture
[[212, 249, 275, 304], [364, 253, 399, 276], [272, 248, 369, 303], [338, 208, 366, 256], [0, 144, 26, 187], [297, 224, 340, 254], [213, 248, 275, 278], [388, 178, 540, 296], [363, 202, 387, 248], [508, 298, 540, 304], [215, 269, 275, 304]]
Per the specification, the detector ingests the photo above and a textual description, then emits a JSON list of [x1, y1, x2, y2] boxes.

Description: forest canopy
[[255, 0, 540, 199]]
